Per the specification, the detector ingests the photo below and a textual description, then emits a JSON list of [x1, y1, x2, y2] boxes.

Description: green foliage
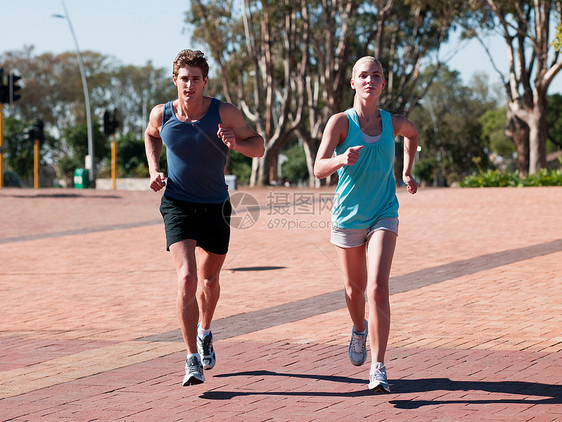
[[59, 122, 109, 180], [522, 168, 562, 186], [410, 65, 496, 185], [116, 132, 150, 177], [546, 94, 562, 151], [414, 157, 438, 185], [1, 48, 174, 184], [2, 117, 34, 182], [459, 169, 520, 187], [53, 122, 110, 184], [187, 0, 470, 185], [97, 132, 168, 179], [227, 150, 252, 185], [479, 107, 514, 158], [553, 23, 562, 52], [460, 168, 562, 187], [2, 116, 57, 185], [57, 155, 82, 185], [4, 4, 556, 186], [281, 142, 309, 184], [474, 1, 560, 174]]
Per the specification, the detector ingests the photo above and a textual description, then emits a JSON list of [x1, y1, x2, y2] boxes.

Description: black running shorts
[[159, 195, 231, 255]]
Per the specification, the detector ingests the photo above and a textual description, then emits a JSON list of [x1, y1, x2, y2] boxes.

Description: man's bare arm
[[219, 103, 265, 158], [144, 104, 166, 192]]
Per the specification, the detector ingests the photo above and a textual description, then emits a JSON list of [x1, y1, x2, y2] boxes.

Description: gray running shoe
[[369, 362, 390, 393], [197, 330, 216, 370], [182, 356, 205, 386], [348, 320, 368, 366]]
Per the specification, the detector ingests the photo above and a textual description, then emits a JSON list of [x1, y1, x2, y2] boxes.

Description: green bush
[[521, 168, 562, 186], [281, 142, 309, 184], [414, 157, 438, 185], [460, 168, 562, 187]]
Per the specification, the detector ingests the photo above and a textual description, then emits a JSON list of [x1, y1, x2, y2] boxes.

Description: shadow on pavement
[[389, 378, 561, 408], [201, 371, 561, 405], [7, 193, 121, 199], [213, 369, 365, 384], [226, 266, 286, 272], [201, 370, 371, 399]]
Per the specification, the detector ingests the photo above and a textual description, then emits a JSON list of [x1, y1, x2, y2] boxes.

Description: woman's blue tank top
[[160, 98, 229, 203], [332, 108, 399, 229]]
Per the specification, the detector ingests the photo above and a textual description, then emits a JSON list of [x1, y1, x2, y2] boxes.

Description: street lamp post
[[53, 1, 94, 187]]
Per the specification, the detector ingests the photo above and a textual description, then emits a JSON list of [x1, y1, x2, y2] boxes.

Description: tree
[[1, 47, 173, 181], [2, 117, 34, 184], [409, 65, 496, 184], [480, 106, 516, 159], [297, 0, 362, 187], [2, 116, 58, 186], [187, 0, 467, 186], [469, 0, 562, 174], [113, 132, 150, 178], [96, 62, 176, 137], [58, 122, 109, 184], [187, 0, 309, 186], [281, 141, 309, 185], [227, 150, 253, 185], [289, 0, 467, 187], [1, 48, 84, 126]]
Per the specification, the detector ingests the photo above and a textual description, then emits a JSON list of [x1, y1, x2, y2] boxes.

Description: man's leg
[[195, 249, 226, 370], [197, 249, 226, 330], [170, 239, 205, 386], [170, 239, 199, 353]]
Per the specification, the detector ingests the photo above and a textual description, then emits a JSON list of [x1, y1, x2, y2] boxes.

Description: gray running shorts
[[330, 217, 398, 248]]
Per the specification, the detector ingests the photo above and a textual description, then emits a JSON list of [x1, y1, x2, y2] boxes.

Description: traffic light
[[103, 108, 119, 136], [0, 68, 8, 104], [28, 119, 45, 142], [103, 109, 111, 136], [9, 72, 22, 104]]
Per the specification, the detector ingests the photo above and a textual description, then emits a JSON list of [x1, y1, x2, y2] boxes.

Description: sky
[[1, 0, 561, 95]]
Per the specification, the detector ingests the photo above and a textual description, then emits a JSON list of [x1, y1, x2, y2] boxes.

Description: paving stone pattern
[[0, 186, 560, 421]]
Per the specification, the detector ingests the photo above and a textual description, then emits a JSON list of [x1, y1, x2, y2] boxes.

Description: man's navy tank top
[[160, 98, 229, 203]]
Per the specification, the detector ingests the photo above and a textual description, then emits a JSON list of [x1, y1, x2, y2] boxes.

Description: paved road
[[1, 186, 560, 421]]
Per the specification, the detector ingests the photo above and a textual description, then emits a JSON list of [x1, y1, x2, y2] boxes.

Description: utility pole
[[53, 1, 94, 187]]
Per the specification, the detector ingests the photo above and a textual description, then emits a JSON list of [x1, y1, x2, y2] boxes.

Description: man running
[[145, 49, 264, 386]]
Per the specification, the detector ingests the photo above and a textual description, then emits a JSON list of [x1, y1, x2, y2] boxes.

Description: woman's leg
[[336, 245, 368, 332], [366, 229, 397, 363]]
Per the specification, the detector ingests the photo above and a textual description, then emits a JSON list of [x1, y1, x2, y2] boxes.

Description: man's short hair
[[173, 49, 209, 78]]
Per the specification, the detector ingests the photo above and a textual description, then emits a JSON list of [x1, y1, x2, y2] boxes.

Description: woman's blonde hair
[[352, 56, 384, 79]]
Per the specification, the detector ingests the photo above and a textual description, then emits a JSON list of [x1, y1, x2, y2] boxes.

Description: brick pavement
[[0, 186, 561, 421]]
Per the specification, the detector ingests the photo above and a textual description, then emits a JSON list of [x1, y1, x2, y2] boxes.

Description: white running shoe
[[197, 330, 216, 370], [182, 355, 205, 386], [369, 362, 390, 393]]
